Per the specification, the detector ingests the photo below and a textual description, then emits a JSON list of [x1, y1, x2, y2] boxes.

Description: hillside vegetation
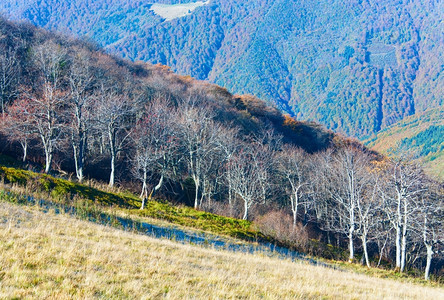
[[365, 107, 444, 180], [2, 201, 444, 299], [1, 0, 442, 138], [0, 17, 442, 281]]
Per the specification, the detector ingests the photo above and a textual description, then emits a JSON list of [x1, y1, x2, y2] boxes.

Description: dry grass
[[1, 202, 443, 299], [150, 1, 209, 21]]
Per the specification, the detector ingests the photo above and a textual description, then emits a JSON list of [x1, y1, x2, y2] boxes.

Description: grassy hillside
[[1, 0, 442, 137], [0, 164, 263, 243], [1, 201, 443, 299], [365, 107, 444, 180]]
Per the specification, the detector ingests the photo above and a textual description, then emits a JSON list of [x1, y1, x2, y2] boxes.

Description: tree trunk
[[395, 225, 401, 270], [140, 171, 147, 210], [400, 200, 408, 272], [140, 197, 146, 210], [193, 175, 199, 209], [44, 149, 52, 173], [108, 128, 116, 187], [291, 189, 299, 226], [154, 174, 164, 194], [348, 226, 354, 262], [361, 235, 370, 268], [148, 174, 164, 201], [242, 199, 249, 220], [77, 132, 86, 182], [348, 195, 355, 262], [424, 244, 433, 281], [73, 140, 84, 182], [400, 230, 407, 272], [109, 151, 115, 187], [21, 140, 27, 162]]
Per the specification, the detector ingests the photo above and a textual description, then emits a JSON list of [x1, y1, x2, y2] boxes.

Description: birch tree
[[177, 98, 222, 209], [226, 143, 269, 220], [67, 49, 95, 182], [416, 184, 443, 280], [320, 146, 374, 262], [95, 88, 133, 187], [131, 98, 179, 209], [28, 41, 68, 173], [379, 157, 426, 272], [0, 47, 19, 116], [277, 145, 312, 226]]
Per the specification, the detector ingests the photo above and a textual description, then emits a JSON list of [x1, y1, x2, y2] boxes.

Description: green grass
[[128, 201, 263, 241], [0, 166, 140, 207], [0, 162, 264, 243]]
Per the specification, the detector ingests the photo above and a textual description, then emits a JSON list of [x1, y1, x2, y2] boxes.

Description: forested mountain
[[1, 0, 442, 138]]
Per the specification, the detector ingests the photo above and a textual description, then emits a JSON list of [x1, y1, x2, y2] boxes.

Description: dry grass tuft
[[1, 202, 443, 299]]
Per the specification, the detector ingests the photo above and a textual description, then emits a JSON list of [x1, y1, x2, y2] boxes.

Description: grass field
[[1, 201, 443, 299], [150, 1, 209, 21]]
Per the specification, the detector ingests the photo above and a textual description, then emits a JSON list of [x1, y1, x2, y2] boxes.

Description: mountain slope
[[1, 0, 442, 138], [1, 16, 443, 281], [365, 107, 444, 180]]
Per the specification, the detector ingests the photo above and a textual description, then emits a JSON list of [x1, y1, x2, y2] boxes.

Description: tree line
[[0, 31, 442, 280]]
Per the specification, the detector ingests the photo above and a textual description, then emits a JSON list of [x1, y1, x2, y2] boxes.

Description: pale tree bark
[[416, 184, 443, 280], [379, 157, 425, 272], [0, 48, 19, 116], [30, 41, 68, 173], [177, 97, 221, 209], [95, 87, 133, 187], [277, 145, 311, 227], [67, 49, 94, 182], [318, 146, 374, 262], [226, 142, 270, 220], [131, 97, 179, 207], [356, 176, 383, 268]]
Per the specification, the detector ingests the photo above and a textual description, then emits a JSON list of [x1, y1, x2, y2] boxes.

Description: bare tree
[[355, 173, 384, 267], [27, 85, 67, 173], [67, 49, 95, 182], [210, 126, 239, 212], [415, 183, 443, 280], [0, 47, 19, 116], [251, 128, 281, 205], [277, 145, 312, 226], [0, 98, 35, 161], [94, 87, 133, 187], [32, 41, 67, 92], [177, 97, 222, 209], [319, 146, 374, 262], [379, 156, 426, 272], [226, 143, 270, 220], [28, 41, 68, 173], [131, 98, 179, 209]]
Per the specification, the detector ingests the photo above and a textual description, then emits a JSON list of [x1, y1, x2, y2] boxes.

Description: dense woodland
[[0, 17, 443, 280], [1, 0, 442, 139]]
